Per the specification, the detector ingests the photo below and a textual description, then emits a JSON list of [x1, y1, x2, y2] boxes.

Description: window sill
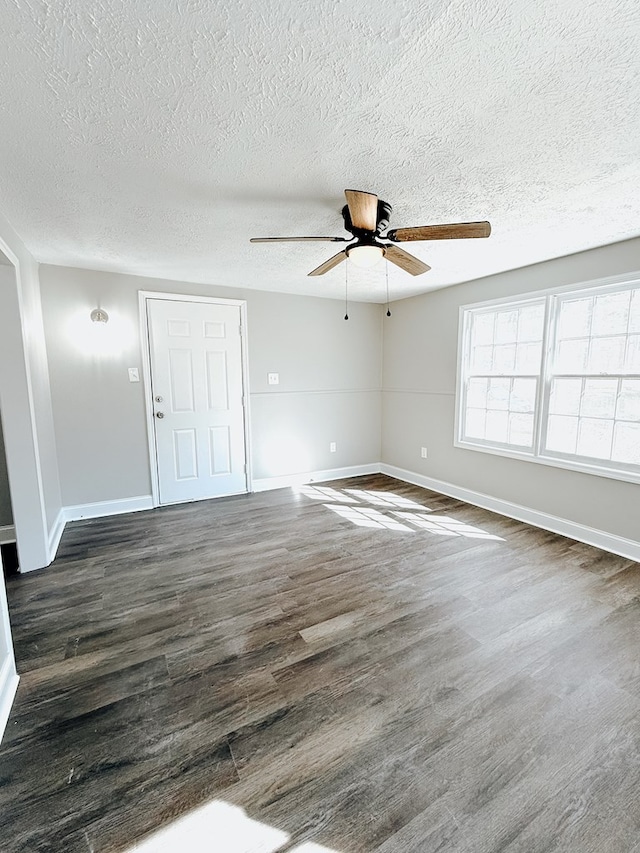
[[454, 438, 640, 486]]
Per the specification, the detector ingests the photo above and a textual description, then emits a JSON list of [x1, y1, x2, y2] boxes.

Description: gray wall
[[0, 415, 12, 527], [382, 237, 640, 543], [39, 266, 382, 506]]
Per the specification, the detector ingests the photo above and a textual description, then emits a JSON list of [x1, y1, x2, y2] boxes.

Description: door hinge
[[239, 324, 243, 337]]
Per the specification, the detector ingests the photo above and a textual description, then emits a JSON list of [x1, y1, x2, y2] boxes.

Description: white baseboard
[[48, 467, 639, 565], [0, 525, 16, 545], [64, 495, 154, 522], [252, 463, 381, 493], [381, 463, 640, 564], [48, 509, 66, 563], [0, 657, 18, 745]]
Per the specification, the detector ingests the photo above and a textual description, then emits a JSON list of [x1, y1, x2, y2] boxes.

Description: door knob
[[156, 411, 165, 419]]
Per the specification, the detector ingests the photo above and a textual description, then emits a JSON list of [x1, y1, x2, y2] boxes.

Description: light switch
[[268, 372, 279, 385], [128, 368, 140, 383]]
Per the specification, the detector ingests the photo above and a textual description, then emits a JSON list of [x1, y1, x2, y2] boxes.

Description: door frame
[[138, 291, 252, 507]]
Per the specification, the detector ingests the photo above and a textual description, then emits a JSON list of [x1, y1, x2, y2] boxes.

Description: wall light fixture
[[90, 308, 109, 324]]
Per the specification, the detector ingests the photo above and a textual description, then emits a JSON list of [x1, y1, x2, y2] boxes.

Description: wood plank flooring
[[1, 474, 640, 852]]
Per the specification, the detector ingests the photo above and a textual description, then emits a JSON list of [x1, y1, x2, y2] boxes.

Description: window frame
[[455, 272, 640, 485]]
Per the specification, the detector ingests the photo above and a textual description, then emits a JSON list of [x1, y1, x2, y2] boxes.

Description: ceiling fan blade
[[384, 245, 431, 276], [344, 189, 378, 231], [250, 236, 347, 243], [308, 250, 348, 276], [387, 221, 492, 242]]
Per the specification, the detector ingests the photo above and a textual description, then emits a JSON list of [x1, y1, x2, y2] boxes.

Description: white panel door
[[147, 298, 248, 505]]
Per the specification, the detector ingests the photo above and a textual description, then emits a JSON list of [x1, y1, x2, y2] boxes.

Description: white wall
[[39, 266, 382, 506], [383, 237, 640, 546], [0, 217, 62, 570]]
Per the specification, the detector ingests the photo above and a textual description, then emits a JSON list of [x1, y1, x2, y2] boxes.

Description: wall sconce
[[90, 308, 109, 324], [68, 305, 132, 358]]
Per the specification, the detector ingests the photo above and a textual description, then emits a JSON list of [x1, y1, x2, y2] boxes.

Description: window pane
[[472, 312, 495, 346], [625, 335, 640, 372], [467, 377, 488, 408], [588, 336, 625, 373], [493, 344, 516, 373], [592, 291, 630, 336], [617, 380, 640, 421], [518, 304, 545, 341], [546, 415, 578, 454], [486, 410, 509, 443], [471, 345, 493, 373], [612, 422, 640, 465], [468, 303, 544, 378], [556, 338, 588, 372], [509, 413, 534, 447], [558, 297, 592, 339], [576, 418, 613, 459], [465, 408, 486, 440], [580, 378, 618, 419], [515, 342, 542, 374], [495, 311, 518, 343], [511, 378, 537, 412], [487, 378, 510, 410], [549, 378, 582, 415]]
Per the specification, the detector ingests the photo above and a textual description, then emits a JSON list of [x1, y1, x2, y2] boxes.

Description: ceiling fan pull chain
[[344, 259, 349, 320], [385, 262, 391, 317]]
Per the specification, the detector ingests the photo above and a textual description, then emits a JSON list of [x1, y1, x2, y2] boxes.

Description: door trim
[[138, 291, 252, 507]]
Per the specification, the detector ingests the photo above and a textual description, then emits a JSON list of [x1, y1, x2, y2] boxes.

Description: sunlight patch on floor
[[324, 503, 415, 531], [295, 486, 504, 541], [392, 512, 504, 540], [297, 486, 358, 503], [125, 800, 286, 852], [124, 799, 341, 853], [344, 489, 428, 509]]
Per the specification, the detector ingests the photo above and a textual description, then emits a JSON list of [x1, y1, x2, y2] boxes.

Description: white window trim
[[454, 271, 640, 486]]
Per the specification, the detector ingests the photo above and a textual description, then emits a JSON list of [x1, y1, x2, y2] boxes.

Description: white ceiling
[[1, 0, 640, 303]]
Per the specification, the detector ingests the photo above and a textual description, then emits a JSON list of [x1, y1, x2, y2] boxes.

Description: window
[[462, 300, 545, 450], [457, 277, 640, 483]]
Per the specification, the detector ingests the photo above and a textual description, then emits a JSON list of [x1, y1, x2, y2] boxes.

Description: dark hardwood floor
[[1, 474, 640, 852]]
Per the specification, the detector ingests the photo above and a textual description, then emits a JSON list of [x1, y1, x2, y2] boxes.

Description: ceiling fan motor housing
[[342, 199, 392, 237]]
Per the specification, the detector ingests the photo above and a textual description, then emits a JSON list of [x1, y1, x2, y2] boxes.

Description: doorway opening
[[0, 251, 17, 575], [0, 246, 19, 742], [0, 411, 17, 577]]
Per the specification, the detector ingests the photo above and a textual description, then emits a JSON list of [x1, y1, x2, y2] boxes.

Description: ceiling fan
[[250, 189, 491, 277]]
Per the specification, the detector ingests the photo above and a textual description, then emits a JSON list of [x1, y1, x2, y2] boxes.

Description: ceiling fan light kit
[[346, 244, 384, 268], [251, 189, 492, 297]]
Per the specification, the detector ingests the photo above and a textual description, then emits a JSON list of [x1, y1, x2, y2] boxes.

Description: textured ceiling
[[1, 0, 640, 302]]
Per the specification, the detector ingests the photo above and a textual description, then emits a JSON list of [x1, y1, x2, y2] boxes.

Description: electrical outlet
[[267, 372, 279, 385], [330, 442, 337, 453], [128, 368, 140, 383], [421, 446, 428, 458]]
